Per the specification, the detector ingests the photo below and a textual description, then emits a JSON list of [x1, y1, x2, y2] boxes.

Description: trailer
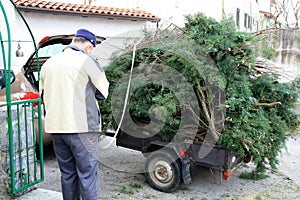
[[104, 130, 250, 193]]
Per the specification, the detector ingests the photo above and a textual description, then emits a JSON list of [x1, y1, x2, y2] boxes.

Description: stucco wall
[[58, 0, 261, 30], [21, 12, 154, 42], [0, 1, 157, 69], [265, 29, 300, 82]]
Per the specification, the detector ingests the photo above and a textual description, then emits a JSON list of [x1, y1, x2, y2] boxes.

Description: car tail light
[[223, 171, 231, 180], [39, 36, 51, 44]]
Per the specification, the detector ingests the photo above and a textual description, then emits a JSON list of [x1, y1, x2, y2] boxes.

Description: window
[[248, 16, 251, 29], [236, 8, 240, 28], [244, 13, 248, 28], [37, 44, 65, 57]]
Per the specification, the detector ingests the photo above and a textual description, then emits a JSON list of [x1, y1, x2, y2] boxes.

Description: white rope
[[101, 43, 138, 149]]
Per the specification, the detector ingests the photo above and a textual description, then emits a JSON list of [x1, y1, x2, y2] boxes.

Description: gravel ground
[[38, 134, 300, 200]]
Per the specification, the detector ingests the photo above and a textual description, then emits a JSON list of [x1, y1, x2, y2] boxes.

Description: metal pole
[[0, 0, 15, 194], [1, 0, 44, 194], [9, 0, 44, 185]]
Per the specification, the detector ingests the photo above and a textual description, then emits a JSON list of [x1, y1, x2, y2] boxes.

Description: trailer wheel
[[145, 151, 181, 192]]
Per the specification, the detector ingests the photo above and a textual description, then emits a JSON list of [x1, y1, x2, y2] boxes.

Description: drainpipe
[[250, 0, 252, 31], [222, 0, 224, 19]]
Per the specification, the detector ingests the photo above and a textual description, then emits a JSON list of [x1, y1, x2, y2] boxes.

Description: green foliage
[[295, 34, 300, 42], [255, 34, 276, 60], [100, 42, 213, 141], [99, 12, 300, 175], [261, 45, 275, 60], [129, 182, 143, 189], [117, 182, 143, 195], [184, 13, 299, 173], [239, 171, 269, 180], [118, 186, 134, 194], [255, 196, 264, 200]]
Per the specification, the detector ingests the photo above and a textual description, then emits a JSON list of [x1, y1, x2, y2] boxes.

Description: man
[[40, 29, 109, 200]]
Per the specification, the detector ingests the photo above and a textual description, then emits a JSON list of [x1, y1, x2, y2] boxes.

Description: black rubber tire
[[145, 150, 181, 193]]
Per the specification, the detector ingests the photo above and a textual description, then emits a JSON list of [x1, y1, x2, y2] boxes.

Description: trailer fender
[[181, 156, 192, 185]]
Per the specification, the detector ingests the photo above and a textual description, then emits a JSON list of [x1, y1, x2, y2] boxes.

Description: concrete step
[[15, 188, 62, 200]]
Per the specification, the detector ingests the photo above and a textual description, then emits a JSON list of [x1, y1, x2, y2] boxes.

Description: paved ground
[[16, 189, 62, 200], [277, 134, 300, 186], [18, 134, 300, 200]]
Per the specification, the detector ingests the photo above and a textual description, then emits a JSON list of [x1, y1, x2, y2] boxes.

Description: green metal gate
[[0, 0, 44, 195]]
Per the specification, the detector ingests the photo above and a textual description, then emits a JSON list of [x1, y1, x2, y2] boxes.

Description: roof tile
[[14, 0, 159, 21]]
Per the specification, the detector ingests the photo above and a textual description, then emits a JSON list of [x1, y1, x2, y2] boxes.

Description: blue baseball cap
[[75, 28, 96, 47]]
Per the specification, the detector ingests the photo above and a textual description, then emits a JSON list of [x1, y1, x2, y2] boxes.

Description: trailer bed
[[104, 131, 247, 192]]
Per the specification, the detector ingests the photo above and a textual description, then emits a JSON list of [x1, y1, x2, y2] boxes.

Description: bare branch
[[272, 0, 300, 28], [256, 102, 282, 107]]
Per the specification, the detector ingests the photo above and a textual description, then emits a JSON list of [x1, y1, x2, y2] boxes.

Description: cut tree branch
[[255, 102, 282, 107]]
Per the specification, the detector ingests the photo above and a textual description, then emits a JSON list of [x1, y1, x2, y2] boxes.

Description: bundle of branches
[[99, 13, 300, 174], [100, 29, 225, 143]]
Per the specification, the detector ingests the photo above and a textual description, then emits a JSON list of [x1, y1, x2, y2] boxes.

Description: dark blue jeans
[[51, 133, 99, 200]]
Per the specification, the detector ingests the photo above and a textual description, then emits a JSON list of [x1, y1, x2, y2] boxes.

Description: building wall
[[234, 0, 260, 32], [1, 0, 273, 69], [21, 12, 152, 42], [21, 12, 156, 67], [0, 1, 30, 69], [59, 0, 261, 31], [0, 1, 156, 68], [143, 0, 261, 32], [258, 0, 272, 30]]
